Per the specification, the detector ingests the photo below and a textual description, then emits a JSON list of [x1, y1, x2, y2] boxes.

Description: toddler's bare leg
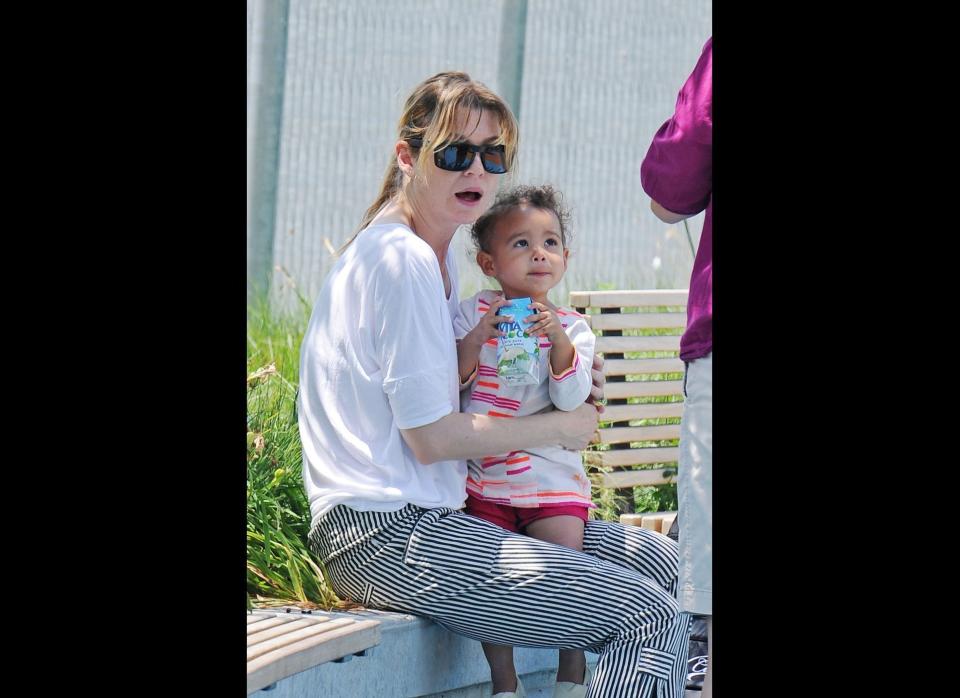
[[482, 642, 519, 694], [525, 516, 588, 685]]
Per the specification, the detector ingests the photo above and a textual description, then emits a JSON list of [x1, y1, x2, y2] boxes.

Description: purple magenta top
[[641, 37, 712, 361]]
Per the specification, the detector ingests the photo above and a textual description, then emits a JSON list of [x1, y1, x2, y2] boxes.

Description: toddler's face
[[478, 203, 568, 299]]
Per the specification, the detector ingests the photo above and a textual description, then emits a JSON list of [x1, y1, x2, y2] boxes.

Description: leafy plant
[[246, 296, 341, 609]]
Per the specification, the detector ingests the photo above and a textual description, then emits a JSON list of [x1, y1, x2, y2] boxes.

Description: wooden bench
[[247, 608, 381, 694], [569, 289, 688, 529]]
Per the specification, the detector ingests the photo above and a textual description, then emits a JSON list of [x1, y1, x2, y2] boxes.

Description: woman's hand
[[556, 403, 600, 451], [589, 353, 605, 413]]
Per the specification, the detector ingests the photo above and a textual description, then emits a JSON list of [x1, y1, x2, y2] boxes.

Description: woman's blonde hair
[[340, 71, 519, 252]]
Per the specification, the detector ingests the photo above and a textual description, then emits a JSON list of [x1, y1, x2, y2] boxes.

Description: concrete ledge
[[255, 609, 598, 698]]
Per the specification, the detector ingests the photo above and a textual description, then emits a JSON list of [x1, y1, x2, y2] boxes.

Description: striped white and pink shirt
[[453, 289, 597, 509]]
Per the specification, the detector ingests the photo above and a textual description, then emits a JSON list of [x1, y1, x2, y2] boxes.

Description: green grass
[[246, 297, 341, 609]]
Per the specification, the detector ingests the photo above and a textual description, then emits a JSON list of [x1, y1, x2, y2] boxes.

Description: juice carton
[[496, 296, 540, 386]]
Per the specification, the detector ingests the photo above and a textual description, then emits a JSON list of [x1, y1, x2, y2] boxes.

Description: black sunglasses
[[407, 138, 508, 174]]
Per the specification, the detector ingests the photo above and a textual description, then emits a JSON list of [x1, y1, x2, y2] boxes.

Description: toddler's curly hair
[[470, 184, 572, 254]]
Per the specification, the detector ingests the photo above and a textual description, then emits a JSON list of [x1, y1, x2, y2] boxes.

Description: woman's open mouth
[[455, 190, 483, 203]]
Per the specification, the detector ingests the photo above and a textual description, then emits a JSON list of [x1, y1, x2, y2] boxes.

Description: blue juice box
[[496, 297, 540, 386]]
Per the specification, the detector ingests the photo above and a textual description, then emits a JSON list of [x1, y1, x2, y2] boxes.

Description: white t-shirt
[[298, 223, 466, 524]]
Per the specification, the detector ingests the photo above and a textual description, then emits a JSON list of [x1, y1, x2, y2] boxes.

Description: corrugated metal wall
[[248, 0, 712, 310]]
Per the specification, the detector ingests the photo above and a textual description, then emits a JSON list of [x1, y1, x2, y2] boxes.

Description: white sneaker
[[492, 676, 526, 698], [552, 662, 594, 698]]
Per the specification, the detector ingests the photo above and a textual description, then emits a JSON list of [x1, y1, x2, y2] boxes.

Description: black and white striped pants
[[309, 505, 691, 698]]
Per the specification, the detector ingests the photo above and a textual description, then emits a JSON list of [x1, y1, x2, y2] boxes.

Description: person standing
[[641, 36, 713, 698]]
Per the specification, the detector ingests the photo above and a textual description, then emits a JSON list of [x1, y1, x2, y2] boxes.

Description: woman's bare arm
[[401, 403, 598, 465]]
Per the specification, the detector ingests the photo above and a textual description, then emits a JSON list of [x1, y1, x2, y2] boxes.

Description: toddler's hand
[[524, 301, 568, 345], [467, 296, 512, 347]]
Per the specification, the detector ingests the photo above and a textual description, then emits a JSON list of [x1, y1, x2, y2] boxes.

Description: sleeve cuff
[[549, 352, 580, 382]]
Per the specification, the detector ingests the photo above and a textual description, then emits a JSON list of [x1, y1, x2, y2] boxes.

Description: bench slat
[[603, 380, 684, 399], [588, 313, 687, 331], [600, 468, 675, 488], [620, 511, 677, 534], [247, 615, 301, 634], [602, 358, 685, 376], [600, 402, 684, 423], [248, 617, 358, 660], [248, 616, 344, 649], [658, 512, 678, 534], [585, 447, 678, 468], [570, 290, 689, 308], [596, 335, 681, 353], [597, 424, 681, 444]]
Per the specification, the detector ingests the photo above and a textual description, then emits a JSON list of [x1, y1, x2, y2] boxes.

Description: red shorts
[[464, 493, 590, 533]]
